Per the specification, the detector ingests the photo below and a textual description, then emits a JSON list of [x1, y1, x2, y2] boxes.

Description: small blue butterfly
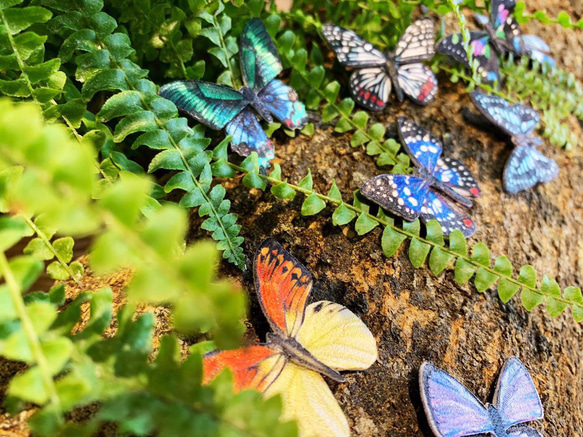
[[420, 357, 544, 437], [159, 19, 308, 168], [361, 117, 480, 237], [470, 91, 558, 194]]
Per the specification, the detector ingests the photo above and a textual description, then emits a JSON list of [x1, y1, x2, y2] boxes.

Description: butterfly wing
[[503, 146, 558, 194], [254, 239, 313, 338], [295, 301, 377, 371], [421, 190, 476, 237], [321, 24, 387, 67], [203, 345, 286, 392], [258, 79, 308, 129], [397, 116, 442, 172], [469, 91, 540, 137], [419, 362, 495, 437], [434, 157, 481, 198], [360, 174, 430, 221], [490, 0, 516, 29], [397, 63, 438, 105], [226, 108, 274, 166], [518, 35, 556, 66], [493, 357, 544, 429], [349, 68, 391, 111], [393, 18, 436, 64], [506, 425, 543, 436], [159, 81, 249, 130], [239, 18, 283, 92], [437, 32, 500, 83], [264, 362, 350, 437]]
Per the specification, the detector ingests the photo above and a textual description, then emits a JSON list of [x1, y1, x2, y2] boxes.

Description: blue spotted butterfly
[[420, 357, 544, 437], [473, 12, 555, 66], [470, 91, 558, 194], [159, 18, 308, 168], [437, 0, 518, 84], [322, 19, 438, 111], [360, 117, 480, 237]]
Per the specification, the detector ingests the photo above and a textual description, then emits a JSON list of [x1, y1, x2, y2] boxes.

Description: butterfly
[[437, 0, 521, 83], [360, 117, 480, 237], [469, 91, 558, 194], [322, 18, 438, 111], [473, 11, 555, 66], [420, 357, 544, 437], [159, 18, 308, 168], [202, 238, 378, 437]]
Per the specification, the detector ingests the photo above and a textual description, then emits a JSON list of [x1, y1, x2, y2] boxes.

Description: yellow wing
[[264, 362, 349, 437], [295, 301, 378, 371]]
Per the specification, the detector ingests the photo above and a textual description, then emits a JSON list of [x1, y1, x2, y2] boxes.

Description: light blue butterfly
[[420, 357, 544, 437]]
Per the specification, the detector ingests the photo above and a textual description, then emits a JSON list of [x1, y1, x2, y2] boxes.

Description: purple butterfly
[[420, 357, 544, 437]]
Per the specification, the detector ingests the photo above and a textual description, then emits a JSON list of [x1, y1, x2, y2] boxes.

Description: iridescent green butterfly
[[159, 18, 308, 168]]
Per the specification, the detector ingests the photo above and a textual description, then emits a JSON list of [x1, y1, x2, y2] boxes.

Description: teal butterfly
[[159, 18, 308, 168]]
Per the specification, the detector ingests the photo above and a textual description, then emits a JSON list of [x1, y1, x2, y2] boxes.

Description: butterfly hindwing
[[203, 345, 286, 392], [494, 357, 544, 429], [420, 362, 495, 437], [393, 18, 436, 64], [240, 18, 283, 91], [397, 63, 438, 104], [421, 190, 476, 237], [159, 81, 249, 130], [349, 68, 391, 111], [503, 146, 558, 194], [507, 425, 543, 436], [322, 24, 387, 67], [491, 0, 517, 32], [295, 301, 378, 371], [254, 239, 313, 338], [518, 35, 555, 66], [397, 116, 442, 173], [434, 157, 481, 198], [226, 108, 275, 166], [360, 174, 429, 221], [258, 79, 308, 129]]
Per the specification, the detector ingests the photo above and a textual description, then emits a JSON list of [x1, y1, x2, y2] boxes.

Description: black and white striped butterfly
[[470, 91, 558, 194], [322, 19, 438, 111]]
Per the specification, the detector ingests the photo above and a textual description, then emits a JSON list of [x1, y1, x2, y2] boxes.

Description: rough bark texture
[[1, 0, 582, 435]]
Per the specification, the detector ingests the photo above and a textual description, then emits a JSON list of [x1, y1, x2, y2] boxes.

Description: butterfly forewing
[[254, 239, 313, 338], [434, 157, 481, 198], [258, 79, 308, 129], [322, 24, 387, 67], [503, 146, 558, 194], [159, 81, 249, 130], [226, 108, 275, 166], [493, 357, 544, 430], [421, 190, 477, 237], [397, 63, 438, 104], [361, 174, 429, 221], [203, 345, 286, 393], [240, 18, 283, 92], [349, 68, 391, 111], [420, 363, 495, 436], [393, 18, 436, 64], [397, 116, 442, 172]]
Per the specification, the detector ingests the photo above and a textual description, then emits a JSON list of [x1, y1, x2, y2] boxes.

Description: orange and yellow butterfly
[[203, 238, 378, 436]]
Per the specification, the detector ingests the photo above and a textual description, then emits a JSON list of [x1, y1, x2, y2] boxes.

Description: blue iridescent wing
[[226, 108, 274, 168], [507, 425, 543, 436], [349, 67, 391, 111], [258, 79, 308, 129], [494, 357, 544, 430], [397, 117, 442, 173], [393, 18, 436, 64], [321, 24, 387, 67], [437, 32, 500, 83], [420, 191, 476, 237], [240, 18, 283, 92], [159, 81, 249, 130], [360, 174, 429, 221], [419, 363, 494, 437], [396, 63, 438, 105], [518, 35, 556, 66], [469, 91, 539, 138], [503, 146, 558, 194], [434, 157, 481, 198]]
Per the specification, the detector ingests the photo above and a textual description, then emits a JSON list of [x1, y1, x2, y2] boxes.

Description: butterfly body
[[323, 19, 437, 110], [159, 18, 307, 168], [361, 117, 479, 237]]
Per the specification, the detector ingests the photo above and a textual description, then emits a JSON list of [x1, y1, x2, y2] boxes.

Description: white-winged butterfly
[[322, 19, 438, 111]]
